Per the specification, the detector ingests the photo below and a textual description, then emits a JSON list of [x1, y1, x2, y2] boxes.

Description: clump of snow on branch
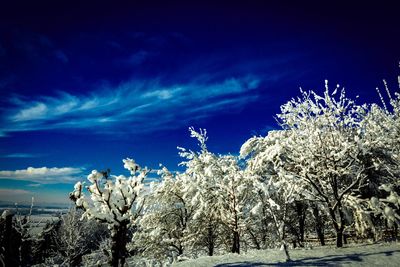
[[70, 158, 148, 227]]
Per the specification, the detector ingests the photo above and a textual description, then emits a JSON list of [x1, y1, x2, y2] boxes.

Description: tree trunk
[[317, 227, 325, 246], [178, 245, 184, 256], [336, 228, 343, 248], [207, 220, 215, 256], [328, 206, 345, 248], [295, 201, 307, 246], [110, 222, 128, 267], [343, 232, 348, 245], [280, 220, 291, 262], [282, 242, 291, 262], [208, 241, 214, 256], [248, 229, 261, 250], [337, 203, 346, 248], [312, 204, 325, 246], [231, 231, 240, 254]]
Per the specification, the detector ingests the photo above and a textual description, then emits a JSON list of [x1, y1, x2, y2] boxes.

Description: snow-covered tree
[[179, 128, 252, 254], [363, 80, 400, 185], [241, 130, 301, 261], [134, 128, 223, 262], [49, 208, 108, 266], [346, 79, 400, 238], [214, 155, 252, 254], [70, 158, 148, 267], [177, 128, 224, 256], [32, 218, 62, 264], [13, 198, 51, 265], [241, 81, 399, 248], [133, 167, 195, 263], [55, 208, 90, 266], [274, 83, 373, 247], [135, 127, 254, 261]]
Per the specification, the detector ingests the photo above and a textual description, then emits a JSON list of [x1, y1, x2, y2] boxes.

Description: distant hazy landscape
[[0, 203, 69, 216]]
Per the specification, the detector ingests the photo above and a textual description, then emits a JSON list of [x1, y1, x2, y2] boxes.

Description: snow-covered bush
[[70, 158, 148, 267]]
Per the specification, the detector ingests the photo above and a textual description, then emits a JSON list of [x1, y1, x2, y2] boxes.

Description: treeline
[[1, 80, 400, 266]]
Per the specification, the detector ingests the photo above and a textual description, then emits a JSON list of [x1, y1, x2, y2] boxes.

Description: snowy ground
[[172, 242, 400, 267]]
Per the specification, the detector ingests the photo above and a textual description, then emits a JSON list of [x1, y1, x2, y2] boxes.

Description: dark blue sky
[[0, 1, 399, 205]]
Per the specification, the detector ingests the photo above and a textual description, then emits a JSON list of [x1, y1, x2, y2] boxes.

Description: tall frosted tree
[[348, 79, 400, 237], [214, 155, 252, 254], [180, 128, 252, 254], [241, 81, 400, 248], [133, 166, 195, 262], [178, 128, 240, 255], [241, 130, 301, 261], [275, 83, 371, 247], [177, 128, 222, 256]]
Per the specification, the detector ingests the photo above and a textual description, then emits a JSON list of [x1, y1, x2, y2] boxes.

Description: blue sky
[[0, 1, 399, 205]]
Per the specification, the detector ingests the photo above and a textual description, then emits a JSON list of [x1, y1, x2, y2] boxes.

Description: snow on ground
[[173, 242, 400, 267]]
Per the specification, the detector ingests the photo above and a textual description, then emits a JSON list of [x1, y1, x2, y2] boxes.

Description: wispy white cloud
[[1, 75, 262, 136], [0, 167, 84, 184], [12, 102, 48, 121], [2, 153, 41, 158], [27, 183, 42, 187]]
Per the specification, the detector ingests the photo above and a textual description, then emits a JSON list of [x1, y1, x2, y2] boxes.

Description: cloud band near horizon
[[0, 166, 84, 184]]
